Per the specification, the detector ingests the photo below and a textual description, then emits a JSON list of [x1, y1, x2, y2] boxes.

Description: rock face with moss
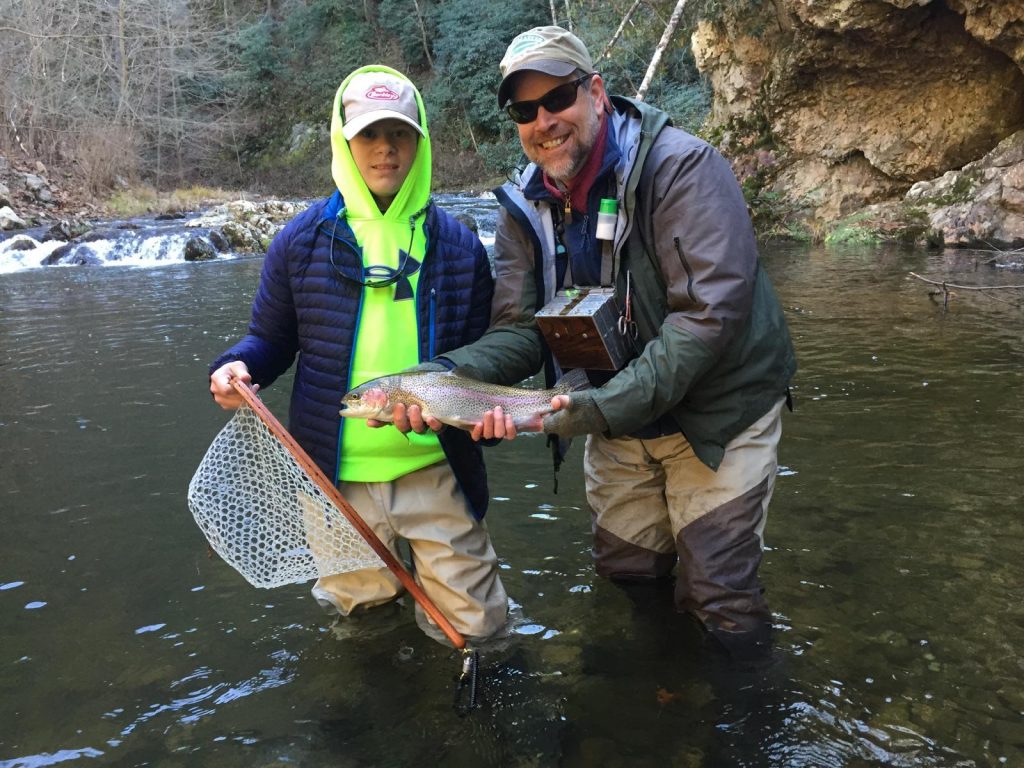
[[691, 0, 1024, 247]]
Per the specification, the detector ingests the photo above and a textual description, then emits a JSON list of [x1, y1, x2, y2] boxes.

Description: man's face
[[510, 71, 604, 184], [348, 118, 419, 211]]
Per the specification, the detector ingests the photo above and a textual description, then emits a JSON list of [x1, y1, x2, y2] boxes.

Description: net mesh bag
[[188, 406, 382, 589]]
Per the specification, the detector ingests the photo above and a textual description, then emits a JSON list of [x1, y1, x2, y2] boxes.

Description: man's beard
[[529, 99, 601, 183]]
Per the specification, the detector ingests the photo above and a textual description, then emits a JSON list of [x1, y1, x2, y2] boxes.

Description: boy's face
[[348, 118, 419, 210]]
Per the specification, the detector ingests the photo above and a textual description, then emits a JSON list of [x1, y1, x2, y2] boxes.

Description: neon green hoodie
[[330, 65, 443, 482]]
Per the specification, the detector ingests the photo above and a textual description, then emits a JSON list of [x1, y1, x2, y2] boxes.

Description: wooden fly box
[[535, 288, 634, 371]]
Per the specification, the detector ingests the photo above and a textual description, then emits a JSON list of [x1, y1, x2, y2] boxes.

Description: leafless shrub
[[72, 125, 140, 194]]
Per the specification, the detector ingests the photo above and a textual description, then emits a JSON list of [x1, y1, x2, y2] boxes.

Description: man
[[412, 27, 797, 663], [208, 65, 508, 645]]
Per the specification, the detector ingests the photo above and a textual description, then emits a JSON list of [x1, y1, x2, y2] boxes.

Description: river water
[[1, 196, 1023, 767]]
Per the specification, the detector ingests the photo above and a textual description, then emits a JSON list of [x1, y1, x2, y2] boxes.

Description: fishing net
[[187, 406, 382, 589]]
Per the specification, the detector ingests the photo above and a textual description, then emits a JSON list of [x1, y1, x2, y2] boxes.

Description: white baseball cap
[[341, 72, 425, 140]]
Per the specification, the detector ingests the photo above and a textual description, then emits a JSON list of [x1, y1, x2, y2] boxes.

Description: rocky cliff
[[692, 0, 1024, 247]]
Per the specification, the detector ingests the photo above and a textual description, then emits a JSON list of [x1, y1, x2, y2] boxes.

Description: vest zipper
[[428, 287, 437, 359]]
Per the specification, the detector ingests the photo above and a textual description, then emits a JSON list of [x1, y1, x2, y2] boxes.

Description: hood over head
[[330, 65, 431, 221]]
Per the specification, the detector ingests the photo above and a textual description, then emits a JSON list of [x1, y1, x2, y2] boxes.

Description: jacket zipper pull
[[564, 193, 572, 225]]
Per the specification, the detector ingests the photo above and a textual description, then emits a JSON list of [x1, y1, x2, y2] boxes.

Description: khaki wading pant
[[583, 399, 785, 636], [311, 461, 509, 644]]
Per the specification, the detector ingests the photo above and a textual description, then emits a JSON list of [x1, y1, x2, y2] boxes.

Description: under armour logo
[[362, 253, 421, 301]]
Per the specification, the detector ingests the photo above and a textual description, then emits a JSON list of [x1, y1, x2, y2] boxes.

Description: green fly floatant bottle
[[596, 197, 617, 241]]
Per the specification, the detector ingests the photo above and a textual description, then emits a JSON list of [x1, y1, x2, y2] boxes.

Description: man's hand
[[209, 361, 257, 410], [541, 392, 608, 437], [371, 402, 444, 434]]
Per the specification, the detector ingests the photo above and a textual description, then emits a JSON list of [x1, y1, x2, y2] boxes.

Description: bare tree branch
[[636, 0, 688, 101], [908, 272, 1024, 291], [599, 0, 644, 61]]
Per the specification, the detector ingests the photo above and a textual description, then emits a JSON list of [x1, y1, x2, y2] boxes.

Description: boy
[[209, 66, 508, 643]]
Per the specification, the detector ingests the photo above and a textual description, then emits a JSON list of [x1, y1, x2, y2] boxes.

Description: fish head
[[339, 382, 394, 421]]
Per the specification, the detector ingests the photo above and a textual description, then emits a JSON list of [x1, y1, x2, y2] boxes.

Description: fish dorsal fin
[[552, 367, 592, 394]]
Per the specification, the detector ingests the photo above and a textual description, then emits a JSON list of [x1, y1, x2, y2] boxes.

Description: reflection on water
[[1, 210, 1023, 766]]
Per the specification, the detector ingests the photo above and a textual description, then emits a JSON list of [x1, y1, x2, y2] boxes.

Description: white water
[[0, 193, 498, 274]]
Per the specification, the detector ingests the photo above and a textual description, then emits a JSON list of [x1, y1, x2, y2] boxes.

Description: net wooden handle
[[230, 378, 467, 649]]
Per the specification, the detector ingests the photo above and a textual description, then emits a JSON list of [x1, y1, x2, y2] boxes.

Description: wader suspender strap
[[553, 177, 617, 289], [600, 241, 614, 288]]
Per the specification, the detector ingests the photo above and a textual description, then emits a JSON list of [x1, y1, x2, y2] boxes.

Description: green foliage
[[428, 0, 550, 141], [276, 0, 384, 113], [208, 1, 721, 192], [692, 0, 766, 25], [230, 0, 397, 150], [644, 77, 711, 134], [230, 18, 283, 105], [477, 137, 527, 179], [378, 0, 433, 70], [745, 189, 813, 242], [825, 225, 881, 246]]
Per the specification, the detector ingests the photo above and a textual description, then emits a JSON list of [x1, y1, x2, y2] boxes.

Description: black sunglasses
[[505, 73, 595, 124]]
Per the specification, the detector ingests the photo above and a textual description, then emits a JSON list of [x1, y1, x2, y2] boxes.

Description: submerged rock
[[42, 243, 102, 266]]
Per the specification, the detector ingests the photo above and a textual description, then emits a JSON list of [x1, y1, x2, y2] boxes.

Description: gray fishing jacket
[[443, 96, 797, 470]]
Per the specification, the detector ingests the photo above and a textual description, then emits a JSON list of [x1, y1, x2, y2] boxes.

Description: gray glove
[[542, 391, 609, 437]]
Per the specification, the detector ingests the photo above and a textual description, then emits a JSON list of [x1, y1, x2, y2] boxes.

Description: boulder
[[908, 130, 1024, 248], [0, 205, 26, 230], [208, 229, 229, 252], [183, 235, 217, 262], [692, 0, 1024, 230], [221, 220, 263, 253], [187, 199, 297, 254], [44, 219, 92, 242]]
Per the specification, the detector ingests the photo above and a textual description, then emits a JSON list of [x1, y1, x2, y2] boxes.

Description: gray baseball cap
[[341, 71, 425, 140], [497, 26, 594, 108]]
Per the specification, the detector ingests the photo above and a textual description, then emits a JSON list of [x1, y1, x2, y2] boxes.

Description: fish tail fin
[[553, 367, 592, 394]]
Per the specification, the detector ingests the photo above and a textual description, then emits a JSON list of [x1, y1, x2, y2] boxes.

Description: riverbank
[[4, 139, 1024, 257], [0, 149, 306, 233], [0, 148, 500, 229]]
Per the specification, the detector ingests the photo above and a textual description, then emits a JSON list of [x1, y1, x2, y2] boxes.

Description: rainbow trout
[[339, 368, 591, 431]]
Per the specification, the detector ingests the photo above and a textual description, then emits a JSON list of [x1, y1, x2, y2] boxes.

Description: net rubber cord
[[453, 647, 480, 716]]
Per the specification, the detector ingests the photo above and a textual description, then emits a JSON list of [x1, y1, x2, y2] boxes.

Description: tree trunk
[[116, 0, 129, 122], [411, 0, 434, 69], [636, 0, 687, 101]]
